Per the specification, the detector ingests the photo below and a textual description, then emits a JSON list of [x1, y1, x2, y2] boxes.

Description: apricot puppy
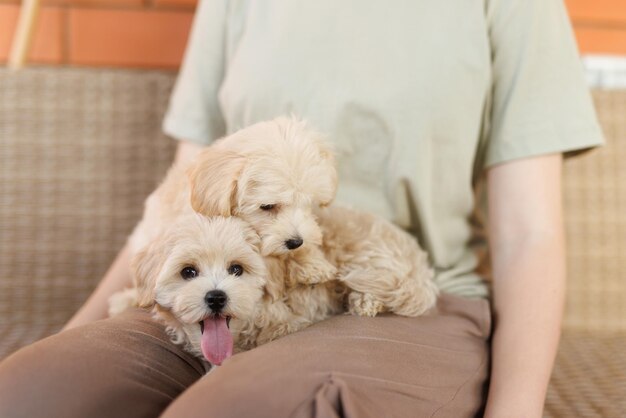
[[132, 214, 266, 365]]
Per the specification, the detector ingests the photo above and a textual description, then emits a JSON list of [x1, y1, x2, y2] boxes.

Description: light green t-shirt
[[163, 0, 603, 299]]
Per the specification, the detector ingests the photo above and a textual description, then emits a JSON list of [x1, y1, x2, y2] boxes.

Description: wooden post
[[8, 0, 41, 70]]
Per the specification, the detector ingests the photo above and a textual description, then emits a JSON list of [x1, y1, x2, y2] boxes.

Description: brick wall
[[0, 0, 624, 69], [567, 0, 626, 55], [0, 0, 197, 68]]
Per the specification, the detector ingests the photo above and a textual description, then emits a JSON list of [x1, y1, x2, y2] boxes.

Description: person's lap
[[0, 293, 490, 418], [0, 308, 207, 418], [164, 293, 491, 418]]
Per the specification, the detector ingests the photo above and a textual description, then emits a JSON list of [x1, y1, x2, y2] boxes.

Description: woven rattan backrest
[[0, 68, 176, 351], [562, 90, 626, 332]]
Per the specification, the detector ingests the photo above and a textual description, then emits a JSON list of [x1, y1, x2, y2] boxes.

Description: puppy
[[132, 214, 267, 365]]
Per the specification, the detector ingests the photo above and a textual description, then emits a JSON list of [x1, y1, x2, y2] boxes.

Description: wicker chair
[[0, 68, 624, 417]]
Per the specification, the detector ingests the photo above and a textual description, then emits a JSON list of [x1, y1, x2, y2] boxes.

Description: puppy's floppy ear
[[131, 241, 167, 308], [240, 220, 261, 251], [187, 147, 245, 217], [262, 258, 286, 303]]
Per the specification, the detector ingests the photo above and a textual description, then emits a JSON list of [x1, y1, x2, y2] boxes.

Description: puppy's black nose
[[285, 237, 303, 250], [205, 290, 227, 313]]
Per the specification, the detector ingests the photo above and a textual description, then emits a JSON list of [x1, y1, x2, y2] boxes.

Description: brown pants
[[0, 293, 491, 418]]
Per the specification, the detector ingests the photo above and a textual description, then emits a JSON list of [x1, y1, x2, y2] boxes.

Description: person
[[0, 0, 603, 417]]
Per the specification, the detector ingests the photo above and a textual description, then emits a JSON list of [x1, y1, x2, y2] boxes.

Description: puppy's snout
[[285, 236, 303, 250], [205, 290, 228, 313]]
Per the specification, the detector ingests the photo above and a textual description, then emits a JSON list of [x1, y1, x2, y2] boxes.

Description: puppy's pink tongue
[[200, 317, 233, 366]]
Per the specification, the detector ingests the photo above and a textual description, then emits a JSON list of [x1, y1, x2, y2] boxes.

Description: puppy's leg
[[340, 264, 437, 318], [108, 288, 139, 317], [287, 246, 337, 285], [347, 291, 385, 317]]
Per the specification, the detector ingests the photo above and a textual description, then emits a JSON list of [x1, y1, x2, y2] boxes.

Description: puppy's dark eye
[[180, 266, 198, 280], [259, 204, 276, 211], [228, 264, 244, 277]]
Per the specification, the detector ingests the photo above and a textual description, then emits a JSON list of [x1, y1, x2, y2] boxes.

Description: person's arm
[[483, 153, 565, 417], [63, 140, 205, 330]]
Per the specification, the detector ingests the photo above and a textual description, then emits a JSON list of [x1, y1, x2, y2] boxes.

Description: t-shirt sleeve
[[162, 0, 227, 145], [484, 0, 604, 168]]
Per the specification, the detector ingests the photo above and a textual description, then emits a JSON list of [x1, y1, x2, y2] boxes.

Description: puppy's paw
[[348, 292, 385, 317], [306, 258, 337, 284], [108, 288, 138, 317], [288, 249, 337, 285]]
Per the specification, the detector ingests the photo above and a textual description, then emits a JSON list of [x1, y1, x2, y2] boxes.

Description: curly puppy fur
[[316, 205, 438, 317]]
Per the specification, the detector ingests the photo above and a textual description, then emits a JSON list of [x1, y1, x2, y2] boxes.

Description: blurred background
[[0, 1, 624, 417]]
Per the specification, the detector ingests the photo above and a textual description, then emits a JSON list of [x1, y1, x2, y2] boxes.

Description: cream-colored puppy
[[132, 214, 267, 365]]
